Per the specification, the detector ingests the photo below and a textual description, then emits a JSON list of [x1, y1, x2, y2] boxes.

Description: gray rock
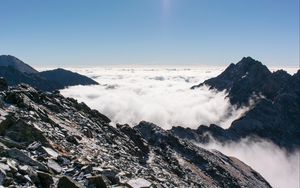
[[47, 159, 62, 174], [81, 165, 92, 174], [6, 159, 18, 173], [126, 178, 152, 188], [83, 128, 93, 138], [86, 175, 108, 188], [27, 142, 42, 151], [7, 148, 48, 172], [57, 176, 84, 188], [42, 147, 59, 158], [37, 171, 53, 188], [0, 163, 10, 172], [66, 135, 80, 145], [0, 168, 6, 185], [0, 118, 49, 147]]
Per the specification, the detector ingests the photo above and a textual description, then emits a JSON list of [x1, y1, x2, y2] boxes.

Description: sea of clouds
[[59, 65, 248, 129], [56, 65, 299, 188]]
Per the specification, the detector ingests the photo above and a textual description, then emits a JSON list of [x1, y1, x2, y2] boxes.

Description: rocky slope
[[0, 79, 271, 187], [0, 55, 98, 91], [181, 57, 300, 151]]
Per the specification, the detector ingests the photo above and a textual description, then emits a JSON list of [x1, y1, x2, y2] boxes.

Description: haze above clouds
[[59, 65, 299, 188]]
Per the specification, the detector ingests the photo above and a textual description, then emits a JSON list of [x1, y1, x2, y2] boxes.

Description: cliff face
[[0, 81, 271, 187]]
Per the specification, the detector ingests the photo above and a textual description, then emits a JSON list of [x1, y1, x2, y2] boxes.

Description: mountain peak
[[0, 55, 38, 74], [191, 57, 272, 105], [239, 56, 259, 63], [235, 57, 265, 70]]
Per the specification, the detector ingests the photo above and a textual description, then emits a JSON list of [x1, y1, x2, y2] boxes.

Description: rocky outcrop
[[0, 83, 271, 187], [0, 55, 98, 91], [186, 58, 300, 151]]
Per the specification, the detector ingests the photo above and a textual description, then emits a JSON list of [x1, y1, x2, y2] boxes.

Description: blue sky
[[0, 0, 299, 67]]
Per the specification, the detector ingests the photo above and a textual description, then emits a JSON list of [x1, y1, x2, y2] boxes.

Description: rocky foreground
[[0, 79, 271, 188]]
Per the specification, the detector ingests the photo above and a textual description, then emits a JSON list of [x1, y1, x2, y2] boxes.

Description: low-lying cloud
[[60, 66, 246, 129], [198, 138, 300, 188]]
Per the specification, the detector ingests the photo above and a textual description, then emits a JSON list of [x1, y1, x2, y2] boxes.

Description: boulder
[[0, 118, 49, 147], [0, 168, 6, 185], [7, 148, 48, 172], [37, 171, 54, 188], [126, 178, 152, 188], [66, 135, 80, 145], [86, 175, 108, 188], [57, 176, 84, 188], [42, 147, 59, 158], [47, 159, 62, 174]]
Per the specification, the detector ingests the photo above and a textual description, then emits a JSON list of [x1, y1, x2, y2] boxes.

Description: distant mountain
[[0, 66, 61, 91], [39, 68, 98, 87], [0, 55, 98, 91], [176, 57, 300, 151], [0, 55, 38, 74], [191, 57, 291, 105]]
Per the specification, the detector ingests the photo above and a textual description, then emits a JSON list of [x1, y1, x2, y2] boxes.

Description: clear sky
[[0, 0, 299, 67]]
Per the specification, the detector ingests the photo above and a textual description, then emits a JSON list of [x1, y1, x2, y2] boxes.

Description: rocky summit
[[0, 82, 271, 187], [191, 57, 291, 105]]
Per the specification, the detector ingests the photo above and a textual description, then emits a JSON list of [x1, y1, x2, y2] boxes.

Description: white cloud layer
[[60, 65, 247, 129], [198, 138, 300, 188]]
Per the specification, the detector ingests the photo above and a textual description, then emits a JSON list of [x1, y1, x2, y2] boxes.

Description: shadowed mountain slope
[[0, 55, 38, 74], [0, 55, 98, 91]]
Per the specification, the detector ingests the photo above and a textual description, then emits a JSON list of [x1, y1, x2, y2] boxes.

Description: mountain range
[[0, 55, 98, 91]]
